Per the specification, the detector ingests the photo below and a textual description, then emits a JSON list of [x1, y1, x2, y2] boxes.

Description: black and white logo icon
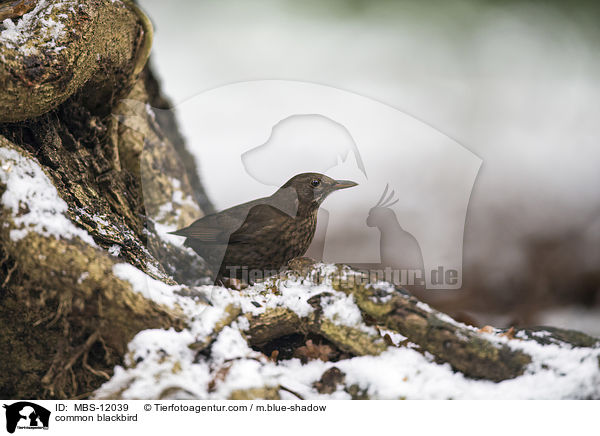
[[3, 402, 50, 434]]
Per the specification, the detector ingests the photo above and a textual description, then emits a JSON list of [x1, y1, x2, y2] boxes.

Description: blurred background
[[141, 0, 600, 335]]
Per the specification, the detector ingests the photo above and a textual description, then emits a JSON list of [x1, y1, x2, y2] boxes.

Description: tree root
[[346, 277, 532, 381], [0, 0, 151, 122], [238, 262, 533, 382]]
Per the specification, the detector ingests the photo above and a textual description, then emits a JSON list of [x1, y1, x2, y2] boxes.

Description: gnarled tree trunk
[[0, 0, 208, 398]]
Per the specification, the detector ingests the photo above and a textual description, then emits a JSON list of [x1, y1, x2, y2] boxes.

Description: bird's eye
[[310, 179, 321, 187]]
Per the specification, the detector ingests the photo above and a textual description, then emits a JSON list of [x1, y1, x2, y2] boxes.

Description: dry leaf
[[294, 339, 335, 363], [313, 367, 346, 394], [479, 325, 495, 334], [499, 326, 516, 340]]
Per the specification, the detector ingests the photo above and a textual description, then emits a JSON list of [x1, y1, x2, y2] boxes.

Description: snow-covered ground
[[96, 263, 600, 400]]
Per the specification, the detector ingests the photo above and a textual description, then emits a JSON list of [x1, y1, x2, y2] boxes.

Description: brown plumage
[[170, 173, 357, 284]]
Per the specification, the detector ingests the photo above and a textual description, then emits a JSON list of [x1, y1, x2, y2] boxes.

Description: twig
[[279, 385, 305, 400], [83, 348, 110, 380], [46, 298, 69, 328], [1, 261, 17, 288], [64, 330, 101, 372]]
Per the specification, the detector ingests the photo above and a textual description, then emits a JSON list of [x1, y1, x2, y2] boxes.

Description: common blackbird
[[170, 172, 357, 284]]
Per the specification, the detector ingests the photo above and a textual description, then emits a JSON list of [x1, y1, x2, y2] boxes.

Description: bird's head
[[280, 172, 358, 208]]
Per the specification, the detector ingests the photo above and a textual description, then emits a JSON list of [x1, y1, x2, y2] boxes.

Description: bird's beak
[[332, 180, 358, 190]]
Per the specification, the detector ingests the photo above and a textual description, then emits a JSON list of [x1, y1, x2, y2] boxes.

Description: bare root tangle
[[0, 197, 185, 398], [41, 330, 102, 397]]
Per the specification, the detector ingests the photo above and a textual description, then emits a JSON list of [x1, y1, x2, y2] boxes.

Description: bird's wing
[[170, 198, 272, 244], [227, 204, 292, 245], [169, 221, 226, 243], [170, 222, 226, 243]]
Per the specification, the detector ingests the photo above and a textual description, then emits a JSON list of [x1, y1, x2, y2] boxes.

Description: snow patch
[[319, 292, 376, 334], [211, 327, 257, 362], [108, 244, 121, 257], [0, 0, 76, 56], [0, 146, 96, 246], [151, 175, 201, 246], [113, 263, 183, 310]]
